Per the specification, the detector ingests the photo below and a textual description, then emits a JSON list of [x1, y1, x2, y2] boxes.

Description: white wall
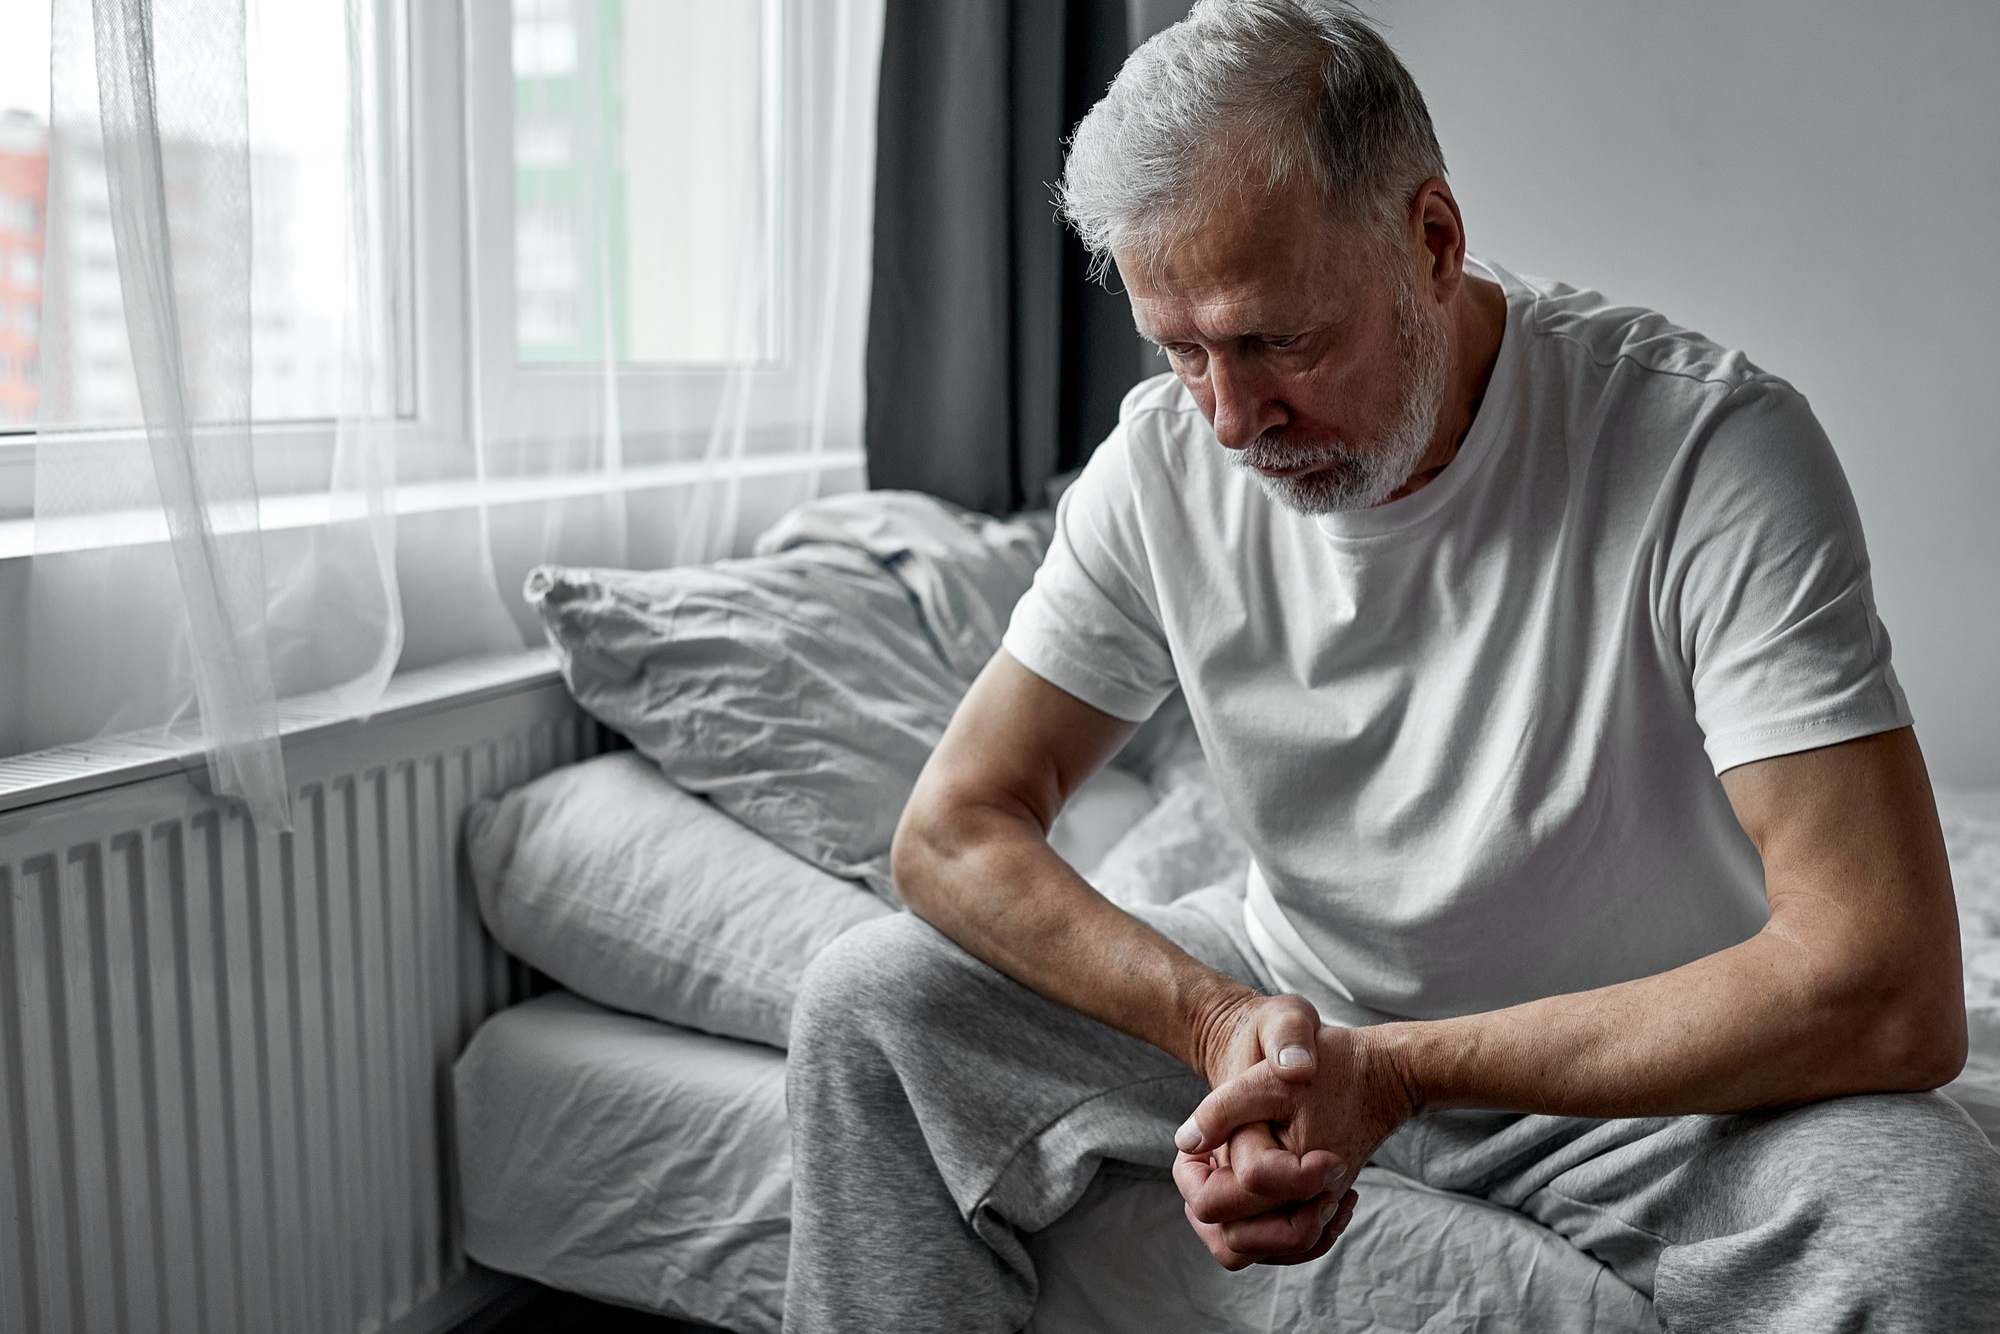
[[1373, 0, 2000, 785]]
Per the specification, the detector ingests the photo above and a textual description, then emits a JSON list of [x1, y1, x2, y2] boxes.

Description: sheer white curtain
[[19, 0, 881, 831], [461, 0, 880, 621], [29, 0, 404, 831]]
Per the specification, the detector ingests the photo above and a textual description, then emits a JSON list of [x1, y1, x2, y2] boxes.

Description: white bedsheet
[[1941, 787, 2000, 1109], [457, 992, 1659, 1333]]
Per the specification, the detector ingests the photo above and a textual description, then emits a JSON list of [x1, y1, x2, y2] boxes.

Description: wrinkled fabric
[[753, 489, 1054, 682], [1944, 788, 2000, 1126], [529, 545, 964, 899], [1027, 1170, 1660, 1334], [467, 752, 891, 1049], [465, 750, 1153, 1050], [529, 494, 1057, 901], [454, 991, 1656, 1334], [456, 995, 798, 1333], [783, 900, 1674, 1334], [1004, 258, 1913, 1029], [454, 783, 2000, 1329], [1941, 788, 2000, 1085], [1090, 758, 1251, 909], [786, 910, 2000, 1334]]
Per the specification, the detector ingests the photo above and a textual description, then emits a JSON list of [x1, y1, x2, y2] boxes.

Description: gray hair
[[1057, 0, 1446, 278]]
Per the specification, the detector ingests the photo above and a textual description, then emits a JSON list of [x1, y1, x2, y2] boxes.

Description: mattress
[[458, 992, 1662, 1333]]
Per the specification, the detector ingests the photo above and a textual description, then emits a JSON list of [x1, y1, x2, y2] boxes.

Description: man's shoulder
[[1501, 264, 1792, 406]]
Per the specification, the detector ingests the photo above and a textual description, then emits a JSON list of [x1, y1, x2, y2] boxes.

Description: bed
[[453, 491, 2000, 1333], [456, 991, 1664, 1334]]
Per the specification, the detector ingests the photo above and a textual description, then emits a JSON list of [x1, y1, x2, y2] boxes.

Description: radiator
[[0, 653, 609, 1334]]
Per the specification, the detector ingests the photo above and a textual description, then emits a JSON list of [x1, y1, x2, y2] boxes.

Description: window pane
[[0, 0, 397, 430], [0, 0, 47, 430], [246, 0, 350, 421], [513, 0, 772, 366]]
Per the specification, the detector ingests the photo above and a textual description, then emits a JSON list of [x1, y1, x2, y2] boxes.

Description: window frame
[[0, 0, 870, 556], [0, 0, 442, 537], [460, 0, 841, 463]]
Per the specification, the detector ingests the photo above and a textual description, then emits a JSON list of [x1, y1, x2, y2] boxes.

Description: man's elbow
[[1865, 984, 1968, 1093], [889, 780, 993, 921], [889, 799, 948, 919]]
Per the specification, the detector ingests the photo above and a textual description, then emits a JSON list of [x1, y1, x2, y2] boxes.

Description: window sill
[[0, 646, 571, 816], [0, 446, 862, 559]]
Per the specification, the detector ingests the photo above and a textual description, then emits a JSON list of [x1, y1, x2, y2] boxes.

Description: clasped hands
[[1174, 990, 1416, 1270]]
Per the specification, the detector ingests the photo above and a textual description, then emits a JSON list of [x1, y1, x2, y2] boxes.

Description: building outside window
[[0, 110, 45, 428]]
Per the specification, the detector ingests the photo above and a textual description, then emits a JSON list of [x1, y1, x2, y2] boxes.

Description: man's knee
[[1656, 1092, 2000, 1330], [1822, 1091, 2000, 1223], [790, 911, 971, 1057], [1782, 1091, 1996, 1192], [1745, 1091, 2000, 1270]]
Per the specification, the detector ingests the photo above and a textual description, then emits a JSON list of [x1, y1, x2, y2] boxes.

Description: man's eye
[[1264, 335, 1300, 349], [1165, 344, 1201, 359]]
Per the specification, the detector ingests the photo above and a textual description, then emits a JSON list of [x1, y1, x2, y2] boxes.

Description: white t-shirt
[[1001, 258, 1911, 1026]]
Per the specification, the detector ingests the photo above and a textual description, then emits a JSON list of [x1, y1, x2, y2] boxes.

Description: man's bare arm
[[1360, 726, 1967, 1119], [893, 650, 1318, 1083], [1179, 724, 1967, 1270]]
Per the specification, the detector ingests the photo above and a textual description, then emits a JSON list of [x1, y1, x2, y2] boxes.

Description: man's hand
[[1173, 1017, 1418, 1268]]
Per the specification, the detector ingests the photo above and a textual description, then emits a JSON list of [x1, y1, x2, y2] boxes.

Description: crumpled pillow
[[467, 751, 892, 1048], [528, 544, 958, 900], [754, 490, 1054, 682], [466, 749, 1171, 1050], [526, 492, 1056, 900]]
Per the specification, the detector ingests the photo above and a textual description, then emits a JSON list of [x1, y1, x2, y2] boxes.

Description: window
[[0, 0, 426, 527], [0, 0, 873, 531], [461, 0, 865, 469], [0, 0, 412, 434], [511, 0, 773, 366]]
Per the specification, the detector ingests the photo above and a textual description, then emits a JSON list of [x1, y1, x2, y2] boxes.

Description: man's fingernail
[[1175, 1119, 1202, 1152], [1277, 1045, 1312, 1069]]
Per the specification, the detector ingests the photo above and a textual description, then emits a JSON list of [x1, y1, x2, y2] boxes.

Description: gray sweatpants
[[783, 887, 2000, 1333]]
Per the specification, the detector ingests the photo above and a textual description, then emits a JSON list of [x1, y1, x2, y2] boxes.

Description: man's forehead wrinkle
[[1132, 287, 1325, 346], [1129, 243, 1363, 347], [1118, 177, 1380, 350]]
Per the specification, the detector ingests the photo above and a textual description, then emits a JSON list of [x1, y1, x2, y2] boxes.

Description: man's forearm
[[1360, 730, 1969, 1121], [1366, 904, 1967, 1120], [894, 800, 1252, 1072]]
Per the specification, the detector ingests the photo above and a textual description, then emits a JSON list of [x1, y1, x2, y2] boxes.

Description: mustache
[[1234, 432, 1353, 472]]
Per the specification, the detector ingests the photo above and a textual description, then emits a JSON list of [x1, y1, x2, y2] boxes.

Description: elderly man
[[783, 2, 2000, 1330]]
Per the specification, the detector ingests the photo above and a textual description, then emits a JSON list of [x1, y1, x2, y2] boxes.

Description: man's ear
[[1412, 177, 1466, 302]]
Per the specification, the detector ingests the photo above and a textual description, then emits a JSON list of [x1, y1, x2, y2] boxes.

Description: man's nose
[[1208, 358, 1286, 450]]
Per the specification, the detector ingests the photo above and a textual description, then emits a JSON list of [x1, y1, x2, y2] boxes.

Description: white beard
[[1235, 277, 1452, 516]]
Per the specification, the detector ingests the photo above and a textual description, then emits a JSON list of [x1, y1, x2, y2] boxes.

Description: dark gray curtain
[[864, 0, 1193, 515]]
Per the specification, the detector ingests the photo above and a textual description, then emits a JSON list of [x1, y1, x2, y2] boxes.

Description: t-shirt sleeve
[[1661, 379, 1911, 774], [1001, 424, 1179, 722]]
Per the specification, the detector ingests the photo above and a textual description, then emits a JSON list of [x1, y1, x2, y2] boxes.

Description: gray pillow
[[526, 493, 1058, 900], [753, 490, 1053, 681], [467, 751, 891, 1048], [527, 544, 962, 899]]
